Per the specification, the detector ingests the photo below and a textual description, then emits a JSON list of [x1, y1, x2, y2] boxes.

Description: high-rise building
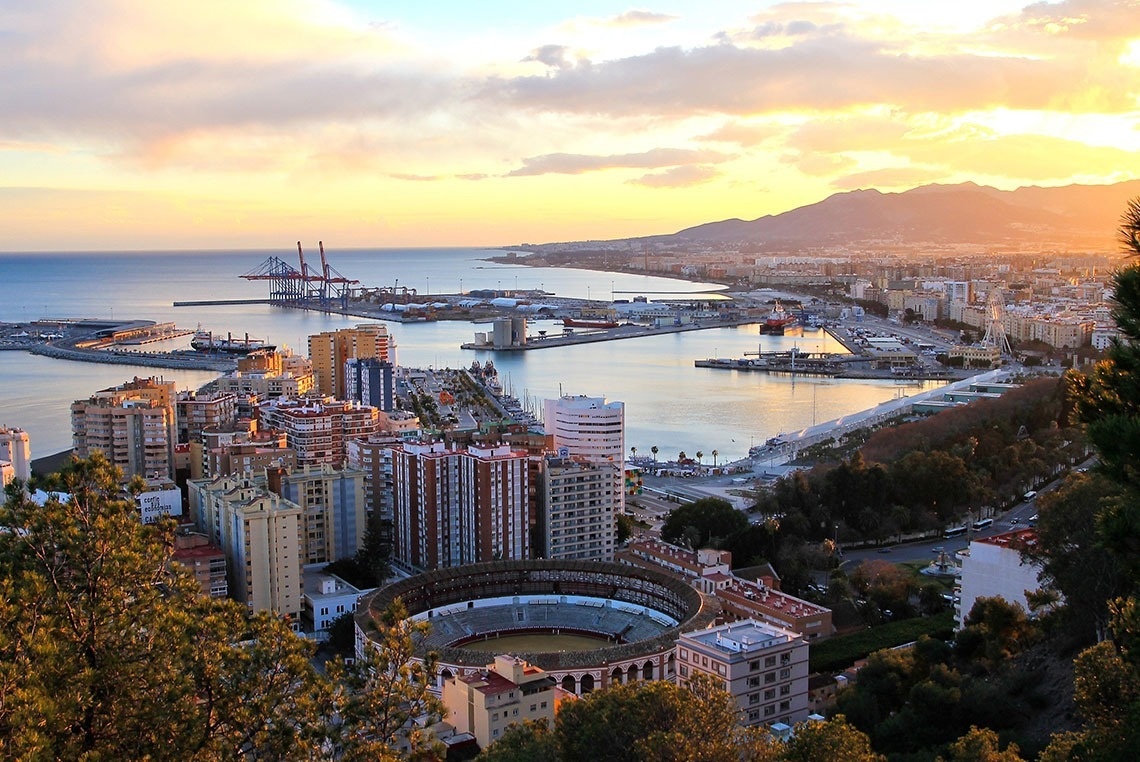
[[543, 394, 625, 513], [346, 434, 400, 523], [392, 441, 531, 571], [267, 464, 366, 566], [176, 390, 237, 444], [217, 349, 315, 400], [0, 426, 32, 484], [189, 473, 303, 619], [71, 377, 177, 481], [308, 324, 395, 398], [344, 357, 395, 411], [676, 619, 810, 728], [257, 397, 380, 467], [539, 455, 618, 561]]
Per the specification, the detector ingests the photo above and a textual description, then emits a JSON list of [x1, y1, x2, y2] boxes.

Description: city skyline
[[3, 0, 1139, 251]]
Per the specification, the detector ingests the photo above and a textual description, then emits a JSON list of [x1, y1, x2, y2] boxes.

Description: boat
[[191, 330, 275, 355], [562, 317, 619, 329], [760, 301, 798, 334]]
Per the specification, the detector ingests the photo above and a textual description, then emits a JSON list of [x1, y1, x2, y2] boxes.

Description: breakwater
[[28, 343, 235, 372]]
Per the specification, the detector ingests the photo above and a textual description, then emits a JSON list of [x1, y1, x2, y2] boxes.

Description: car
[[1010, 517, 1020, 524], [1023, 491, 1038, 501], [877, 547, 892, 553], [932, 546, 945, 553]]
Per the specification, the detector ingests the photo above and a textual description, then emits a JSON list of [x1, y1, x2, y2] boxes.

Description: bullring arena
[[355, 559, 720, 695]]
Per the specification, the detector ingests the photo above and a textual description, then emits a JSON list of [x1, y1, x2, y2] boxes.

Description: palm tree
[[651, 445, 658, 463], [695, 450, 704, 466], [712, 449, 719, 467], [679, 450, 687, 464], [630, 446, 637, 461]]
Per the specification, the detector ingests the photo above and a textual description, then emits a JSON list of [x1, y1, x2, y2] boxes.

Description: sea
[[0, 248, 940, 461]]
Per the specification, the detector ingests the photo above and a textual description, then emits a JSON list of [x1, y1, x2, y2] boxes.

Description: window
[[748, 710, 759, 722], [530, 704, 536, 712], [780, 668, 790, 680], [764, 688, 775, 700], [748, 676, 760, 688], [764, 705, 776, 717], [765, 655, 776, 667], [765, 672, 776, 684], [749, 694, 760, 705], [749, 659, 760, 671], [780, 684, 791, 696], [781, 652, 791, 665], [541, 701, 547, 709], [780, 700, 790, 712], [680, 665, 688, 677]]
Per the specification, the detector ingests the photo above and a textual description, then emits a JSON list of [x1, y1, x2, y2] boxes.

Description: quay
[[28, 342, 235, 372], [173, 298, 275, 307], [460, 317, 761, 351]]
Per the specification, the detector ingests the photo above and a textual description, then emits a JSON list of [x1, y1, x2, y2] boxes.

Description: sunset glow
[[2, 0, 1138, 250]]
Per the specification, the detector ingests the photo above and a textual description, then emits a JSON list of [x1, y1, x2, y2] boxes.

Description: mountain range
[[537, 180, 1140, 251]]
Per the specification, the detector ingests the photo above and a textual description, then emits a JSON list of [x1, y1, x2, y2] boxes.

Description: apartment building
[[267, 464, 366, 566], [189, 473, 304, 619], [442, 656, 559, 748], [172, 530, 228, 599], [176, 390, 237, 444], [543, 395, 625, 514], [71, 376, 177, 481], [538, 455, 618, 562], [344, 357, 395, 411], [392, 441, 531, 570], [217, 349, 315, 399], [676, 619, 810, 728], [257, 397, 380, 467], [308, 324, 395, 398]]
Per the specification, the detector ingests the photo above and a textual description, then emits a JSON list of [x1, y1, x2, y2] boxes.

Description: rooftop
[[682, 619, 798, 654]]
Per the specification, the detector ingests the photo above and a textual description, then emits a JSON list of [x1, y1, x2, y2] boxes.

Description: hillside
[[523, 180, 1140, 251]]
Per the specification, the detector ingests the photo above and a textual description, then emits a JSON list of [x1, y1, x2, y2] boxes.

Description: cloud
[[785, 152, 859, 177], [506, 148, 731, 176], [525, 44, 575, 70], [389, 173, 442, 182], [628, 165, 720, 187], [698, 122, 782, 146], [606, 10, 679, 27]]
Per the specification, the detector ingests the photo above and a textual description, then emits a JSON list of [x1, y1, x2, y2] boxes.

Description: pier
[[460, 317, 761, 351]]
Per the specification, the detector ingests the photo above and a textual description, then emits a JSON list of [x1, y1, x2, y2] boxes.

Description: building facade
[[71, 376, 177, 481], [392, 441, 531, 571], [257, 397, 380, 467], [539, 455, 618, 562], [308, 324, 395, 398], [442, 655, 559, 748], [268, 464, 366, 566], [344, 357, 395, 411], [956, 528, 1044, 629], [189, 474, 304, 619], [0, 426, 32, 484], [542, 395, 625, 515], [676, 619, 810, 728]]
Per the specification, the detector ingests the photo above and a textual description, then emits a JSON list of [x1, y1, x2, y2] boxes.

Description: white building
[[956, 529, 1044, 629], [676, 619, 810, 728], [543, 395, 625, 515], [303, 566, 370, 639], [0, 426, 32, 485]]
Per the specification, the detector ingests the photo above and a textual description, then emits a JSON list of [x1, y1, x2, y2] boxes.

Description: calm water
[[0, 248, 937, 459]]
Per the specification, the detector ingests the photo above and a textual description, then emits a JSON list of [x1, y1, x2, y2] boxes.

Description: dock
[[459, 317, 761, 351]]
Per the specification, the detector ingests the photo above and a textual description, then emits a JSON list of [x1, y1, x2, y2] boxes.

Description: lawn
[[809, 610, 956, 674]]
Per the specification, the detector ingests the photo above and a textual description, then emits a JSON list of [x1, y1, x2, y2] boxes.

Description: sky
[[2, 0, 1139, 250]]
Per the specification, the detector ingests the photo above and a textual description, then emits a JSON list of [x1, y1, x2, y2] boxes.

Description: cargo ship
[[760, 301, 798, 334], [191, 330, 275, 355], [562, 317, 620, 329]]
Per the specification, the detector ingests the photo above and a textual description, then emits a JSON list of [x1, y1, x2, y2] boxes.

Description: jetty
[[460, 317, 760, 351]]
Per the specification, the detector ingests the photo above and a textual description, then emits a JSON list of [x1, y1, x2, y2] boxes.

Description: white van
[[1023, 491, 1037, 501]]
